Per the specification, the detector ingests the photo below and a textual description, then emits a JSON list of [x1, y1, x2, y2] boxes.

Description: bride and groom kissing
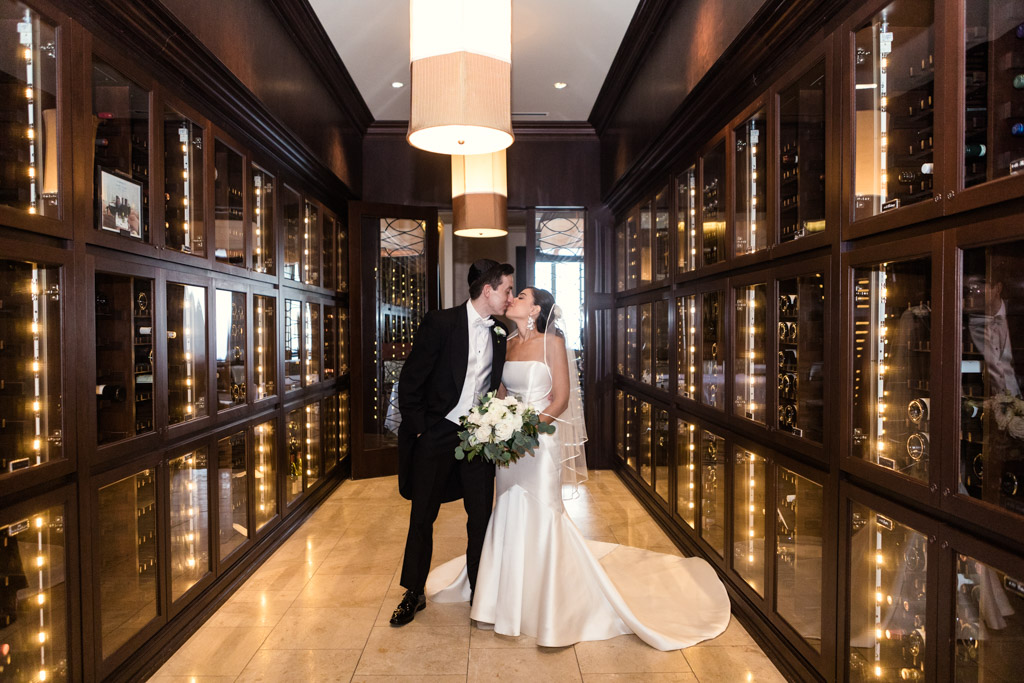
[[392, 258, 732, 650]]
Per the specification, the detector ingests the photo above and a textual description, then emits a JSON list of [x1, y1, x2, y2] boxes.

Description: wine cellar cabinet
[[610, 0, 1024, 680], [0, 0, 353, 680]]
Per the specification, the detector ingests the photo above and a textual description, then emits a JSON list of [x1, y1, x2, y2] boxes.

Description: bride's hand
[[496, 384, 507, 399]]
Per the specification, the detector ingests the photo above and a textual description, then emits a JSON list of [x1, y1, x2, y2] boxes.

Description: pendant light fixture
[[408, 0, 513, 156], [452, 151, 508, 237]]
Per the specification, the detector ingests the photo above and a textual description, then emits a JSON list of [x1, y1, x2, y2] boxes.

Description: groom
[[391, 258, 515, 626]]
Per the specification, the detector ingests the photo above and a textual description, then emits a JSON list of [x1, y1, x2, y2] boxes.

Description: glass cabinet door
[[852, 0, 936, 220], [963, 1, 1024, 189], [776, 467, 823, 652], [734, 283, 767, 423], [778, 273, 826, 442], [640, 303, 652, 384], [851, 258, 932, 482], [254, 295, 276, 399], [168, 448, 209, 600], [702, 143, 726, 266], [960, 241, 1024, 516], [283, 186, 301, 282], [95, 274, 154, 443], [735, 110, 768, 255], [305, 402, 321, 489], [251, 165, 274, 274], [677, 295, 696, 398], [779, 60, 827, 242], [625, 395, 637, 471], [654, 408, 669, 502], [953, 551, 1024, 680], [638, 400, 652, 484], [615, 389, 626, 463], [286, 407, 303, 504], [639, 202, 652, 284], [167, 283, 208, 425], [734, 448, 766, 595], [700, 429, 726, 556], [324, 305, 338, 380], [303, 201, 320, 286], [847, 503, 929, 681], [323, 214, 337, 290], [215, 289, 245, 409], [338, 390, 350, 461], [625, 305, 637, 381], [98, 469, 157, 659], [677, 165, 698, 272], [677, 419, 697, 527], [654, 188, 670, 281], [284, 299, 301, 392], [1, 0, 60, 218], [304, 302, 320, 385], [701, 291, 725, 409], [254, 419, 276, 530], [654, 300, 669, 391], [626, 214, 639, 289], [0, 260, 62, 474], [214, 141, 243, 266], [217, 431, 247, 559], [615, 220, 626, 293], [163, 108, 204, 255], [616, 307, 625, 375]]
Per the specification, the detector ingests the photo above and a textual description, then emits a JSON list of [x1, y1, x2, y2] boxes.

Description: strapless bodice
[[501, 361, 552, 409]]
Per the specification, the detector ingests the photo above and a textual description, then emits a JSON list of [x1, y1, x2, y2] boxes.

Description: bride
[[427, 286, 731, 650]]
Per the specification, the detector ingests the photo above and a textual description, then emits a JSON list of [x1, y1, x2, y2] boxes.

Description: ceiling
[[308, 0, 641, 122]]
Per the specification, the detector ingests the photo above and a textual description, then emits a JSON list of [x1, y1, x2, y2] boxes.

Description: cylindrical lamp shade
[[452, 151, 508, 238], [408, 0, 513, 156]]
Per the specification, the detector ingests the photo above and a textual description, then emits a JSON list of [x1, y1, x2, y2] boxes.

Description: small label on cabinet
[[962, 360, 982, 374], [876, 514, 894, 530], [1005, 576, 1024, 598], [7, 519, 29, 536], [7, 457, 29, 472], [1011, 159, 1024, 175], [793, 428, 803, 438], [880, 32, 893, 52], [878, 455, 897, 470], [881, 198, 901, 213]]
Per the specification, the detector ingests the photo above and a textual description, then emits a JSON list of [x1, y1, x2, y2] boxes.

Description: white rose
[[505, 410, 524, 432], [474, 425, 493, 444], [493, 421, 514, 441]]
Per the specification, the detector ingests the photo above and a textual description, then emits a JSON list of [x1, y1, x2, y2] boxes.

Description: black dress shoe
[[390, 589, 426, 626]]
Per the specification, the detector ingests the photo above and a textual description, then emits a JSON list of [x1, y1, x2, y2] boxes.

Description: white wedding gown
[[426, 361, 731, 650]]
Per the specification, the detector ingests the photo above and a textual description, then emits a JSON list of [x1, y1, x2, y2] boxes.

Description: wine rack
[[735, 111, 767, 255], [638, 400, 652, 485], [702, 143, 726, 265], [283, 186, 301, 282], [778, 274, 826, 442], [640, 303, 652, 384], [779, 60, 826, 242], [166, 282, 207, 425], [254, 419, 276, 530], [168, 449, 209, 600], [215, 289, 245, 410], [701, 291, 724, 409], [775, 467, 824, 652], [677, 165, 698, 272], [163, 109, 203, 254], [254, 295, 276, 400], [214, 140, 244, 266], [284, 298, 301, 392], [216, 431, 247, 560], [95, 273, 153, 444], [252, 165, 274, 274], [700, 429, 726, 556], [677, 419, 697, 528], [303, 201, 320, 286], [677, 296, 696, 398], [953, 552, 1024, 681], [735, 283, 767, 423], [734, 448, 766, 595]]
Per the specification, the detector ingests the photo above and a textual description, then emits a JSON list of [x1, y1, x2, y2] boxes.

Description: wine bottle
[[898, 170, 919, 184], [964, 144, 987, 158], [962, 398, 984, 423], [138, 326, 152, 336], [907, 398, 930, 424], [1001, 471, 1019, 497], [920, 163, 934, 175], [96, 384, 126, 401], [906, 432, 929, 462]]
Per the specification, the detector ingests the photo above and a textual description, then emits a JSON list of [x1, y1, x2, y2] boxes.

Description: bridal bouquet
[[455, 391, 555, 467]]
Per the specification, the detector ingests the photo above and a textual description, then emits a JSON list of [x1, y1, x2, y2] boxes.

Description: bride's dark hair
[[527, 287, 559, 334]]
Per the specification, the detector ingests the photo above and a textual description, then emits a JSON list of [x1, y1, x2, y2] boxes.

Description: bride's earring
[[526, 316, 534, 331]]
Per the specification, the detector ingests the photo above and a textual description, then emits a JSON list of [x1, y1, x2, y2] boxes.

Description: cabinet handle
[[933, 194, 941, 202], [947, 191, 955, 200]]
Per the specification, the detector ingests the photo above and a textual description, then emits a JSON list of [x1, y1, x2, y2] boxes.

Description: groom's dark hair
[[468, 259, 514, 300]]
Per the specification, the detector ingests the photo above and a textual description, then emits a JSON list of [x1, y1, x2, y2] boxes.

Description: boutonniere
[[492, 326, 506, 339]]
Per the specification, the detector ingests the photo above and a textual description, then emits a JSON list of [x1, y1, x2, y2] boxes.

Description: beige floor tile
[[355, 625, 470, 676], [468, 646, 581, 682], [205, 588, 296, 628], [292, 572, 392, 608], [609, 520, 673, 548], [234, 648, 362, 682], [574, 635, 691, 674], [318, 540, 404, 575], [351, 676, 466, 683], [692, 617, 757, 648], [470, 626, 538, 649], [242, 559, 319, 592], [581, 674, 697, 682], [262, 606, 378, 650], [683, 645, 786, 682], [146, 677, 238, 683], [153, 625, 272, 677]]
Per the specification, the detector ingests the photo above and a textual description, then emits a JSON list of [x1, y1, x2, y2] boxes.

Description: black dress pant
[[400, 419, 494, 593]]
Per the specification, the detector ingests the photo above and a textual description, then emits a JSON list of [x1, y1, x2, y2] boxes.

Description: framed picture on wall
[[98, 169, 143, 238]]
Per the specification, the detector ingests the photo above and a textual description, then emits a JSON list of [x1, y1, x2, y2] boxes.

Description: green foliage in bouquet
[[455, 391, 556, 467]]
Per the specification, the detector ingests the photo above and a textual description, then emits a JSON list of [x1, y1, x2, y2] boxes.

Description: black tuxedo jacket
[[397, 303, 507, 501]]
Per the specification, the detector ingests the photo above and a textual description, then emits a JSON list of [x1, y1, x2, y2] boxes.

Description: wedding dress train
[[426, 361, 731, 650]]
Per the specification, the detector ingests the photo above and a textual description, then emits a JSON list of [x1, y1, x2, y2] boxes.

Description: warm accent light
[[452, 150, 508, 237], [408, 0, 513, 155]]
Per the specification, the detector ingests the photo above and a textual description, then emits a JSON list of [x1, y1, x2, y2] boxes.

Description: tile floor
[[149, 471, 786, 682]]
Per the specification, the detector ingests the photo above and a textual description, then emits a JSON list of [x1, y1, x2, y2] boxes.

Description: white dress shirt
[[446, 301, 494, 424]]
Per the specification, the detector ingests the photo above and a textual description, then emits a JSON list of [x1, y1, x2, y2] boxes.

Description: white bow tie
[[475, 317, 494, 328]]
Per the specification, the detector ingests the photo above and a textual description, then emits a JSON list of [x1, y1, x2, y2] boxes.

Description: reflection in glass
[[164, 108, 204, 254], [702, 291, 725, 409], [337, 217, 349, 292], [735, 283, 767, 423], [677, 420, 696, 527], [677, 296, 696, 398], [323, 213, 337, 290], [305, 302, 321, 385], [217, 431, 247, 559], [169, 448, 209, 600], [283, 186, 301, 282], [1, 1, 59, 216], [852, 259, 931, 482], [702, 143, 726, 266], [96, 274, 153, 442], [700, 429, 726, 556], [677, 165, 698, 272], [304, 201, 320, 286], [615, 389, 625, 462], [254, 295, 276, 399], [639, 202, 652, 283], [99, 470, 157, 659], [733, 449, 766, 595], [625, 305, 637, 381], [93, 59, 149, 240], [214, 141, 243, 265], [735, 110, 767, 254], [215, 289, 245, 409], [654, 189, 670, 280], [779, 274, 826, 441], [964, 2, 1024, 188], [960, 242, 1024, 516], [954, 552, 1024, 680], [167, 283, 208, 425], [625, 395, 637, 471], [626, 214, 638, 289], [638, 401, 651, 483], [0, 260, 62, 473], [254, 419, 276, 529], [654, 409, 669, 502], [284, 299, 301, 392], [640, 303, 652, 384], [853, 0, 936, 220], [616, 220, 626, 292], [323, 394, 339, 474], [616, 307, 625, 375], [1, 505, 68, 681], [654, 300, 669, 390], [338, 308, 349, 374], [306, 402, 321, 488], [779, 60, 827, 242], [324, 305, 339, 379], [252, 165, 274, 274], [776, 467, 822, 652], [339, 390, 350, 461], [847, 503, 928, 682], [286, 407, 303, 504]]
